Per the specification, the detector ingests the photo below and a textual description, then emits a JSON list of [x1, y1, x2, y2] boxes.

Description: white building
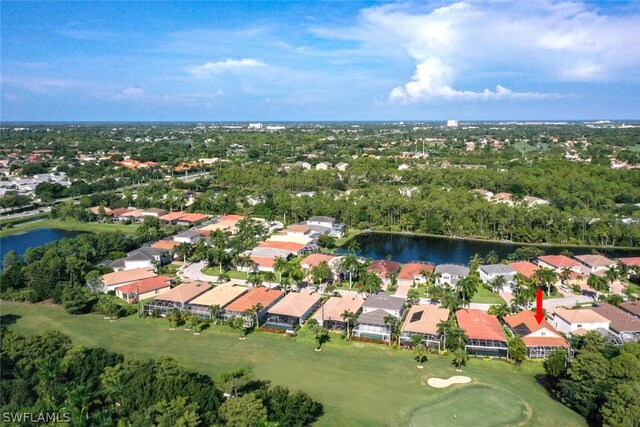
[[478, 264, 517, 291], [315, 162, 332, 170], [447, 120, 458, 127], [551, 308, 610, 334]]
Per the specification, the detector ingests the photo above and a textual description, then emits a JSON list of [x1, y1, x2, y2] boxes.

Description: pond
[[0, 228, 86, 263], [337, 232, 640, 265]]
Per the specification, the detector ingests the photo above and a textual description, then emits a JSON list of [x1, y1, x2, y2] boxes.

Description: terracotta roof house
[[537, 255, 582, 272], [99, 268, 157, 292], [159, 211, 188, 224], [247, 247, 293, 259], [620, 301, 640, 318], [456, 309, 508, 357], [400, 305, 449, 350], [150, 240, 180, 251], [398, 262, 435, 284], [503, 311, 569, 358], [312, 296, 365, 330], [141, 208, 168, 218], [268, 234, 314, 245], [352, 292, 405, 343], [618, 257, 640, 268], [175, 213, 209, 226], [550, 308, 610, 335], [115, 275, 173, 303], [368, 260, 402, 283], [110, 207, 133, 218], [574, 254, 616, 273], [509, 261, 539, 279], [263, 291, 322, 330], [434, 264, 470, 287], [89, 206, 113, 216], [249, 256, 277, 272], [143, 282, 212, 316], [592, 303, 640, 342], [300, 254, 336, 271], [258, 240, 307, 254], [285, 224, 313, 235], [224, 288, 285, 325], [218, 214, 245, 222], [189, 283, 249, 314], [115, 209, 145, 223]]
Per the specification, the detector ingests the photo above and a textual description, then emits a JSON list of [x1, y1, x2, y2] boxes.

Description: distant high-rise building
[[447, 120, 458, 127]]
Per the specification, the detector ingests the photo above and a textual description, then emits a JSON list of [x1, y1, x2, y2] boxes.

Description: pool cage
[[465, 338, 509, 358]]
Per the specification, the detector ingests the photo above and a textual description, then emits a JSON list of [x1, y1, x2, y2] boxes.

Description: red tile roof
[[258, 241, 306, 252], [117, 275, 172, 294], [300, 254, 335, 269], [456, 309, 506, 342], [398, 262, 434, 281], [250, 257, 276, 268], [368, 260, 402, 277], [225, 288, 284, 313], [155, 281, 211, 304], [176, 213, 209, 223], [150, 240, 180, 250], [159, 211, 187, 221], [538, 255, 580, 269], [522, 336, 569, 348], [618, 257, 640, 267], [509, 261, 539, 279], [218, 214, 245, 222], [502, 310, 567, 349]]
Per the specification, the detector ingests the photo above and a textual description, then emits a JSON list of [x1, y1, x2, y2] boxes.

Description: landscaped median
[[2, 301, 586, 427]]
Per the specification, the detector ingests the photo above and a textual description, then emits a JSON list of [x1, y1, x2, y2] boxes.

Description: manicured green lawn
[[470, 286, 505, 304], [2, 302, 584, 427], [0, 220, 139, 237]]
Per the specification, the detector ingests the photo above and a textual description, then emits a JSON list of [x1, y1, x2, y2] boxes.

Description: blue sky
[[2, 1, 639, 121]]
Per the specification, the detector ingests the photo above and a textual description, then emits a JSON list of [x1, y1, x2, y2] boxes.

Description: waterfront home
[[305, 216, 344, 237], [478, 264, 517, 291], [503, 311, 569, 359], [114, 208, 145, 223], [258, 240, 308, 255], [187, 283, 249, 319], [115, 275, 173, 303], [173, 230, 203, 244], [592, 302, 640, 343], [537, 255, 582, 273], [223, 287, 285, 326], [144, 281, 212, 315], [399, 304, 449, 351], [617, 257, 640, 271], [97, 267, 157, 293], [434, 264, 470, 287], [456, 309, 508, 357], [397, 262, 435, 285], [368, 260, 402, 285], [352, 292, 405, 343], [574, 254, 616, 273], [312, 296, 365, 330], [263, 291, 322, 330], [550, 308, 610, 335], [118, 246, 172, 271], [508, 261, 539, 279]]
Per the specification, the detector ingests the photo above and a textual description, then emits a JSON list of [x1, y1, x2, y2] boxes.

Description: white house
[[434, 264, 470, 287], [335, 162, 348, 171], [173, 230, 203, 244], [551, 308, 610, 334], [352, 293, 406, 343], [573, 254, 616, 274], [315, 162, 332, 170], [478, 264, 517, 291]]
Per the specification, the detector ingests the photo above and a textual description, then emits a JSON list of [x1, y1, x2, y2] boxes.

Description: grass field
[[0, 220, 140, 237], [1, 302, 585, 427], [470, 286, 505, 304]]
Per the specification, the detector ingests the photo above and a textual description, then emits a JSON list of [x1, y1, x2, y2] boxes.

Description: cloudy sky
[[2, 1, 639, 121]]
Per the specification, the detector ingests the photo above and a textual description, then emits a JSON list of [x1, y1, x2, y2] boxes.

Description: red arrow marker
[[535, 289, 544, 324]]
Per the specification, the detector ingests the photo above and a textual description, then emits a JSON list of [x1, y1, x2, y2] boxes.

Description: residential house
[[114, 208, 144, 223], [492, 192, 513, 206], [592, 302, 640, 343], [509, 261, 539, 279], [315, 162, 332, 170], [503, 311, 569, 358], [159, 211, 188, 224], [620, 301, 640, 318], [144, 282, 212, 315], [574, 254, 616, 273], [175, 213, 209, 226], [223, 288, 285, 326], [335, 162, 348, 171], [258, 240, 308, 255], [115, 275, 173, 303], [141, 208, 168, 218], [187, 283, 249, 319], [352, 292, 405, 343], [478, 264, 517, 291], [456, 309, 508, 357], [150, 240, 181, 251], [305, 216, 344, 237], [368, 260, 402, 285], [398, 262, 435, 285], [618, 257, 640, 269], [434, 264, 470, 287], [523, 196, 550, 207], [400, 304, 449, 351], [550, 308, 610, 335], [263, 291, 322, 330], [173, 230, 203, 244], [537, 255, 583, 273], [97, 268, 157, 293], [294, 161, 312, 170], [312, 296, 365, 331], [119, 246, 172, 271]]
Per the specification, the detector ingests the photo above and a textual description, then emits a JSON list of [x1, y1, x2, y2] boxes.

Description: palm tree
[[263, 271, 277, 287], [485, 250, 499, 264], [229, 316, 247, 339], [490, 275, 507, 293], [175, 242, 193, 264], [587, 274, 609, 293], [414, 343, 429, 368], [347, 239, 361, 254], [209, 304, 222, 324], [166, 309, 180, 330], [274, 256, 289, 283], [533, 267, 557, 296], [436, 319, 454, 352], [447, 326, 468, 352], [385, 271, 399, 290], [236, 254, 254, 280], [362, 272, 383, 296], [340, 309, 357, 339], [341, 253, 360, 290], [182, 311, 193, 330], [452, 348, 469, 371], [441, 289, 461, 313], [208, 246, 228, 275], [558, 268, 572, 286], [383, 315, 399, 346], [250, 303, 264, 332], [469, 253, 484, 271], [456, 276, 478, 305], [604, 266, 619, 287], [488, 302, 510, 320], [307, 318, 329, 351], [247, 271, 263, 288]]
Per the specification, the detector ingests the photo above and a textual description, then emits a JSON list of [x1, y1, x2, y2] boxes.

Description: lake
[[0, 228, 86, 262], [337, 232, 640, 265]]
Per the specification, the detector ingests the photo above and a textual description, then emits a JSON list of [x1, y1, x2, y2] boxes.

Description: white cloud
[[117, 86, 145, 99], [313, 1, 640, 103], [187, 59, 267, 78]]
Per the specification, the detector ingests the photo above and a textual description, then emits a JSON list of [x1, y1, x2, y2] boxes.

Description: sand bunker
[[427, 376, 471, 388]]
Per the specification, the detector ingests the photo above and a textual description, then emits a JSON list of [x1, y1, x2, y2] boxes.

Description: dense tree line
[[544, 332, 640, 426], [0, 330, 323, 426]]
